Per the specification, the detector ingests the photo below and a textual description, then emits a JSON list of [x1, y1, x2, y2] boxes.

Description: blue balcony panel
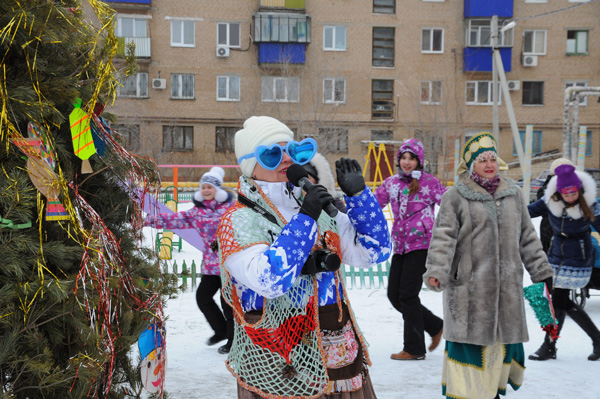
[[258, 43, 306, 64], [463, 47, 512, 72], [464, 0, 513, 18]]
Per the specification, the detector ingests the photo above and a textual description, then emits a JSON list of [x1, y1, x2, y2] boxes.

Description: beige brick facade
[[104, 0, 600, 184]]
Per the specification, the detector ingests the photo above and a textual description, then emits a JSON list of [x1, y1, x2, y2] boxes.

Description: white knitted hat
[[199, 166, 225, 189], [235, 116, 294, 177], [550, 158, 574, 174], [194, 167, 228, 202]]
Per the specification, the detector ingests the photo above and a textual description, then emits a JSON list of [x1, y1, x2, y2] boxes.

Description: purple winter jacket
[[145, 194, 234, 275], [375, 173, 446, 255]]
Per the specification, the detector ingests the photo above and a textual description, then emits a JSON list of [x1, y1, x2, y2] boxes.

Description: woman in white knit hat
[[217, 116, 392, 399], [145, 166, 235, 354]]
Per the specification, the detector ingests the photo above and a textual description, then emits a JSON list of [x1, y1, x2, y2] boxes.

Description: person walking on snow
[[374, 138, 444, 360], [145, 167, 235, 354], [424, 132, 553, 399], [217, 116, 392, 398], [527, 163, 600, 361]]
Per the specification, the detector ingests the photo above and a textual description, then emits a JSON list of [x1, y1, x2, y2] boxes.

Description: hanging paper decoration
[[90, 119, 107, 157], [524, 282, 559, 340], [138, 323, 167, 393], [11, 136, 69, 221], [69, 98, 96, 173], [27, 122, 56, 169]]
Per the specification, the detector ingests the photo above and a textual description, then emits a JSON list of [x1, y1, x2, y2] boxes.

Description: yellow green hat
[[457, 132, 508, 174]]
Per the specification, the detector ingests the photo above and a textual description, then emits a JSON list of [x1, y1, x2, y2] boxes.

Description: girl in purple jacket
[[145, 167, 235, 354], [375, 138, 445, 360]]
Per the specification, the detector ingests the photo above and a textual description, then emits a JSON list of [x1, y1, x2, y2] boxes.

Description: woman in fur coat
[[423, 133, 553, 399], [527, 164, 600, 361]]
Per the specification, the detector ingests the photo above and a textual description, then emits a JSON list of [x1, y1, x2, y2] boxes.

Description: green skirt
[[442, 341, 525, 399]]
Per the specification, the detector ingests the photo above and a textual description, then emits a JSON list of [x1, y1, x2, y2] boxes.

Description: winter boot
[[529, 309, 566, 361], [566, 305, 600, 361], [528, 335, 557, 360]]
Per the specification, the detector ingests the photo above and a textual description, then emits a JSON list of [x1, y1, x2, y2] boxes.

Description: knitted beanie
[[194, 167, 228, 202], [550, 158, 574, 174], [555, 164, 582, 194], [397, 138, 424, 168], [235, 116, 294, 177]]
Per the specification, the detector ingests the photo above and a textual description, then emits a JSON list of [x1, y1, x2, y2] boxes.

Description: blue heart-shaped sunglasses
[[238, 138, 318, 170]]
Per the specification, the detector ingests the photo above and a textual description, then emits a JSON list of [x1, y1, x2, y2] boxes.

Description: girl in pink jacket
[[145, 167, 235, 354], [374, 138, 445, 360]]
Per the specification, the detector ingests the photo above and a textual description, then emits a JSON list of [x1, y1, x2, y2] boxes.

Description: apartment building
[[102, 0, 600, 183]]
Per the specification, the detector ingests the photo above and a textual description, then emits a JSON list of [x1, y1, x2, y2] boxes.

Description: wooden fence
[[163, 259, 391, 291]]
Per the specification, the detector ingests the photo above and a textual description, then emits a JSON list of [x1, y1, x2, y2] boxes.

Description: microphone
[[286, 164, 338, 218]]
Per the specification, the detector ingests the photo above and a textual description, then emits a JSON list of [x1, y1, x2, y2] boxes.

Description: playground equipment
[[156, 186, 182, 259], [363, 141, 397, 222]]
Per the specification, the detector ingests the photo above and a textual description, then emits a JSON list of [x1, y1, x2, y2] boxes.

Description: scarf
[[470, 171, 501, 195]]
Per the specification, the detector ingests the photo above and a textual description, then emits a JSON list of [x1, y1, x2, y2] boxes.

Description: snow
[[143, 203, 600, 399]]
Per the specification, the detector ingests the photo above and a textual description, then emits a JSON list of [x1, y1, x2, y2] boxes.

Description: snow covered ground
[[143, 205, 600, 399]]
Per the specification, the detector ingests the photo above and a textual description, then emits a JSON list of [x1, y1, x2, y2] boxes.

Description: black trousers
[[387, 251, 443, 355], [196, 274, 234, 341]]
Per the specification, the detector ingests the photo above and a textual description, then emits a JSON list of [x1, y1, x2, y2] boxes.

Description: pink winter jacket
[[145, 195, 234, 275], [374, 173, 446, 255]]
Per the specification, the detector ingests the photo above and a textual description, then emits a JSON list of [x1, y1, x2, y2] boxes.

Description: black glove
[[544, 276, 553, 296], [302, 249, 341, 275], [335, 158, 365, 197], [299, 184, 334, 221]]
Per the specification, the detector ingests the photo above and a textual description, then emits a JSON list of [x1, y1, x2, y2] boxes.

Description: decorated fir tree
[[0, 1, 176, 397]]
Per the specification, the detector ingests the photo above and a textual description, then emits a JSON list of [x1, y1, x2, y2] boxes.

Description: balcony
[[254, 12, 310, 65], [463, 47, 512, 72], [464, 0, 513, 18], [259, 0, 305, 10], [117, 37, 151, 58]]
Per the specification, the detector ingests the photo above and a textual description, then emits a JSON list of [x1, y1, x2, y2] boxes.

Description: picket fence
[[162, 259, 392, 291]]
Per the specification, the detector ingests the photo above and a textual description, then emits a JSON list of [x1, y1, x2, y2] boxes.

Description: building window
[[467, 19, 513, 47], [465, 81, 501, 105], [513, 130, 542, 156], [565, 81, 588, 106], [323, 78, 345, 104], [372, 79, 394, 119], [261, 76, 299, 102], [371, 130, 393, 141], [217, 22, 241, 47], [215, 126, 238, 153], [163, 125, 193, 151], [373, 0, 395, 14], [421, 81, 442, 104], [117, 73, 148, 98], [253, 14, 310, 43], [522, 81, 544, 105], [116, 16, 147, 38], [171, 20, 195, 47], [566, 30, 588, 55], [217, 76, 240, 101], [421, 28, 443, 53], [319, 128, 348, 153], [523, 30, 546, 55], [372, 27, 394, 67], [323, 26, 346, 51], [113, 124, 140, 151], [171, 74, 194, 99]]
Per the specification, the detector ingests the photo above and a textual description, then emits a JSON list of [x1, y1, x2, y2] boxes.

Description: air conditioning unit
[[507, 80, 520, 91], [522, 55, 538, 67], [152, 78, 167, 89], [216, 46, 230, 58]]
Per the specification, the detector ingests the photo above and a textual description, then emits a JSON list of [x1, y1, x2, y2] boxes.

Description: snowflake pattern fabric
[[375, 172, 446, 254]]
